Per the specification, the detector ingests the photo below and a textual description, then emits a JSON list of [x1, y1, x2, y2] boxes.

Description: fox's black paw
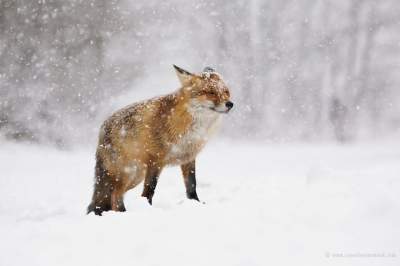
[[117, 203, 126, 212], [94, 206, 104, 216], [187, 191, 200, 202], [142, 193, 153, 205]]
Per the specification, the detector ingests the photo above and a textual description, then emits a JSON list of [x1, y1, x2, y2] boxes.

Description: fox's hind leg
[[181, 160, 200, 201], [87, 158, 113, 215], [111, 185, 126, 212]]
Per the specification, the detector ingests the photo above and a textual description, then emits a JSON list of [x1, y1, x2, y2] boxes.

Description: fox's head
[[174, 65, 234, 114]]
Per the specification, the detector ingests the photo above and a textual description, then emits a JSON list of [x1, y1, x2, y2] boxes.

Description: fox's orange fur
[[87, 65, 233, 215]]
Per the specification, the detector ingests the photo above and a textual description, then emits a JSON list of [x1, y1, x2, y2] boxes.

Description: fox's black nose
[[225, 101, 234, 109]]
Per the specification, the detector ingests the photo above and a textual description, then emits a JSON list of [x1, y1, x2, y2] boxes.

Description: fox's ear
[[203, 66, 215, 73], [173, 65, 193, 85]]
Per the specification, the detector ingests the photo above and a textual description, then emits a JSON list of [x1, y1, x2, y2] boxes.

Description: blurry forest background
[[1, 0, 400, 147]]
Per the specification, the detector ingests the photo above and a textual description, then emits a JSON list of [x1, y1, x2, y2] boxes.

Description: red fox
[[87, 65, 233, 215]]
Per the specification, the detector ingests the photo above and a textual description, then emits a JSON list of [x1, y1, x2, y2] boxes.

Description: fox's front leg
[[142, 165, 162, 205], [181, 160, 200, 201]]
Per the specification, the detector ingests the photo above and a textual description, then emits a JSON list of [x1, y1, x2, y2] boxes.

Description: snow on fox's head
[[174, 65, 234, 114]]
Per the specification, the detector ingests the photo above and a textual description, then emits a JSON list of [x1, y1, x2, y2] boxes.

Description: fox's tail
[[87, 158, 112, 216]]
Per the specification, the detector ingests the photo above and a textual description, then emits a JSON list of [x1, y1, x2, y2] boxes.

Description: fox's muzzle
[[210, 101, 233, 113]]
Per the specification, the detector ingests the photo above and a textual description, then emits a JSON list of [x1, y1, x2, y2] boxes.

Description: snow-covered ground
[[1, 140, 399, 266]]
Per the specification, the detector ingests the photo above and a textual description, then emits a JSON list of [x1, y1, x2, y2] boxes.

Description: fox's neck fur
[[163, 88, 221, 165]]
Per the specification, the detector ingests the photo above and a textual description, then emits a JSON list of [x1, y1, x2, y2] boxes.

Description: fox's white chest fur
[[166, 101, 221, 165]]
